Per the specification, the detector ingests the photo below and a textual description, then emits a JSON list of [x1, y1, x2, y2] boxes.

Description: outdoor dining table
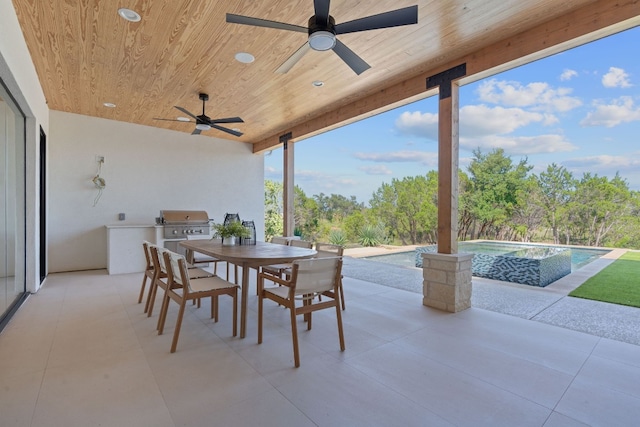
[[179, 240, 316, 338]]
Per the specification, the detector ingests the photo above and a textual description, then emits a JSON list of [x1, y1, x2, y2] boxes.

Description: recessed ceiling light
[[103, 102, 116, 108], [118, 8, 141, 22], [235, 52, 255, 64], [177, 117, 191, 122], [312, 80, 324, 87]]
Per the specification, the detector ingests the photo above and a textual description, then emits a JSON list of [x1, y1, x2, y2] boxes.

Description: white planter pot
[[222, 236, 236, 246]]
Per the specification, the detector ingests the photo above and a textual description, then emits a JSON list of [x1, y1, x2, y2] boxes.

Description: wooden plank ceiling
[[11, 0, 640, 152]]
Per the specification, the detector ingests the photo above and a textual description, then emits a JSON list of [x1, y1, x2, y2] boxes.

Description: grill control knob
[[172, 230, 178, 235]]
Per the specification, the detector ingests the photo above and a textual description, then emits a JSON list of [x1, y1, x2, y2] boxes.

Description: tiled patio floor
[[1, 262, 639, 426]]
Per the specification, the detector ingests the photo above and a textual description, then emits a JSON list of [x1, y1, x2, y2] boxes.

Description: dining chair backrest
[[224, 213, 241, 225], [142, 240, 154, 269], [290, 257, 342, 295], [164, 250, 186, 287], [149, 244, 168, 274], [314, 242, 344, 258], [270, 236, 289, 245], [289, 239, 312, 249]]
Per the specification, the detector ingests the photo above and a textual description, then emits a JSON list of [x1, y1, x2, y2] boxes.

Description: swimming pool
[[365, 241, 609, 270]]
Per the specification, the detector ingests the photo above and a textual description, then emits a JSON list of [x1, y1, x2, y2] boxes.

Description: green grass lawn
[[569, 251, 640, 308]]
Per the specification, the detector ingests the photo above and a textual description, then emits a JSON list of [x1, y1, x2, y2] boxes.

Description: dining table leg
[[240, 262, 249, 338]]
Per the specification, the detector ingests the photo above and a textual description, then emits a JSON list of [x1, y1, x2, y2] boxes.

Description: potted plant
[[212, 221, 250, 246]]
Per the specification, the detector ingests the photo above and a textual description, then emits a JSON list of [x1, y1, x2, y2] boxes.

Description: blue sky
[[265, 26, 640, 205]]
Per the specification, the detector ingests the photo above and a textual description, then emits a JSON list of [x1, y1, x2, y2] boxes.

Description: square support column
[[422, 252, 473, 312], [281, 132, 294, 236]]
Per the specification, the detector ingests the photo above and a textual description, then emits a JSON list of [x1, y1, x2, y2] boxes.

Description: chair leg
[[257, 301, 263, 344], [138, 275, 148, 303], [144, 279, 156, 314], [147, 281, 159, 317], [170, 301, 187, 353], [335, 298, 346, 352], [212, 295, 219, 322], [339, 278, 346, 311], [290, 301, 300, 368], [157, 291, 170, 334], [232, 290, 238, 337], [304, 297, 312, 330]]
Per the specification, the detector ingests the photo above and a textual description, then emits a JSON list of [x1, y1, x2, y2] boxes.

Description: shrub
[[328, 229, 347, 246], [358, 224, 385, 247]]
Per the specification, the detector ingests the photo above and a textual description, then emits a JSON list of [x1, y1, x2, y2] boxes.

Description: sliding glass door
[[0, 82, 26, 324]]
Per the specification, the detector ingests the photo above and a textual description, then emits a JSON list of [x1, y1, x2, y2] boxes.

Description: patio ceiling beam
[[252, 0, 640, 154]]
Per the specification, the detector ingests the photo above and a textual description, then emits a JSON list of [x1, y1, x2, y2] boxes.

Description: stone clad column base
[[422, 252, 473, 313]]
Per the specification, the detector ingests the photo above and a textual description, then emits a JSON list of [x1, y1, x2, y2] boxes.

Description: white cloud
[[602, 67, 632, 88], [395, 105, 550, 140], [460, 134, 577, 155], [580, 96, 640, 127], [359, 165, 393, 175], [460, 105, 545, 136], [353, 150, 438, 166], [394, 111, 438, 140], [560, 69, 578, 81], [264, 165, 280, 178], [477, 79, 582, 112], [563, 155, 640, 184]]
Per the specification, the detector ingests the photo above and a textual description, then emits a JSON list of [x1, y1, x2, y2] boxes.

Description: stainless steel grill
[[160, 210, 211, 239]]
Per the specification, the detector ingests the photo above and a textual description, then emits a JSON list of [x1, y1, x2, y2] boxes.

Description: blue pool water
[[364, 241, 610, 272]]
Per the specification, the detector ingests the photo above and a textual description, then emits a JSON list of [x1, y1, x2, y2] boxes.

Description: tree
[[369, 174, 437, 244], [264, 180, 283, 240], [567, 173, 631, 246], [537, 163, 575, 244], [293, 186, 319, 239], [466, 148, 533, 239]]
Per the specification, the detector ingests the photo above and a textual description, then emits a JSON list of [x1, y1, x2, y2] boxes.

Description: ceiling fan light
[[309, 31, 336, 51], [195, 123, 211, 131]]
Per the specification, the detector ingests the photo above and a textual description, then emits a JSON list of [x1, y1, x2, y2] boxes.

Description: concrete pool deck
[[343, 245, 640, 346]]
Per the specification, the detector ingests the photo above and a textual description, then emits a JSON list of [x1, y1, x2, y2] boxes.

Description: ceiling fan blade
[[174, 106, 198, 120], [191, 128, 202, 135], [335, 5, 418, 35], [332, 39, 370, 75], [314, 0, 331, 25], [209, 117, 244, 124], [276, 42, 311, 74], [153, 117, 194, 123], [226, 13, 307, 33], [211, 124, 243, 137]]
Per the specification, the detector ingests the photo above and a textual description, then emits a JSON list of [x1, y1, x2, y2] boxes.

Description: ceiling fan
[[153, 93, 244, 136], [226, 1, 418, 75]]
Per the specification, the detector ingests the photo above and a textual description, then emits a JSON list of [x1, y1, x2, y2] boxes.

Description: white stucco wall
[[49, 111, 264, 272]]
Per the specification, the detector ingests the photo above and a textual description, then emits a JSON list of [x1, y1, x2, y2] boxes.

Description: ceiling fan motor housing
[[308, 15, 336, 51]]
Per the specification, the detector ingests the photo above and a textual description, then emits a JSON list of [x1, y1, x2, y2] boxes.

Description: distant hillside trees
[[264, 148, 640, 249]]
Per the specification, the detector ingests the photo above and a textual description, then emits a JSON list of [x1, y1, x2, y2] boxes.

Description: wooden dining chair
[[138, 241, 155, 307], [258, 256, 345, 367], [270, 236, 290, 245], [157, 250, 239, 353], [146, 245, 212, 320], [314, 242, 346, 310], [185, 235, 225, 277], [262, 239, 313, 280]]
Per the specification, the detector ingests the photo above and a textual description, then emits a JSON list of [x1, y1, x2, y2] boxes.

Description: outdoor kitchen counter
[[105, 224, 161, 274]]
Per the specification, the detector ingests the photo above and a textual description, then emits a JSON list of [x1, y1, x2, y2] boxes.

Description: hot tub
[[416, 244, 572, 287]]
